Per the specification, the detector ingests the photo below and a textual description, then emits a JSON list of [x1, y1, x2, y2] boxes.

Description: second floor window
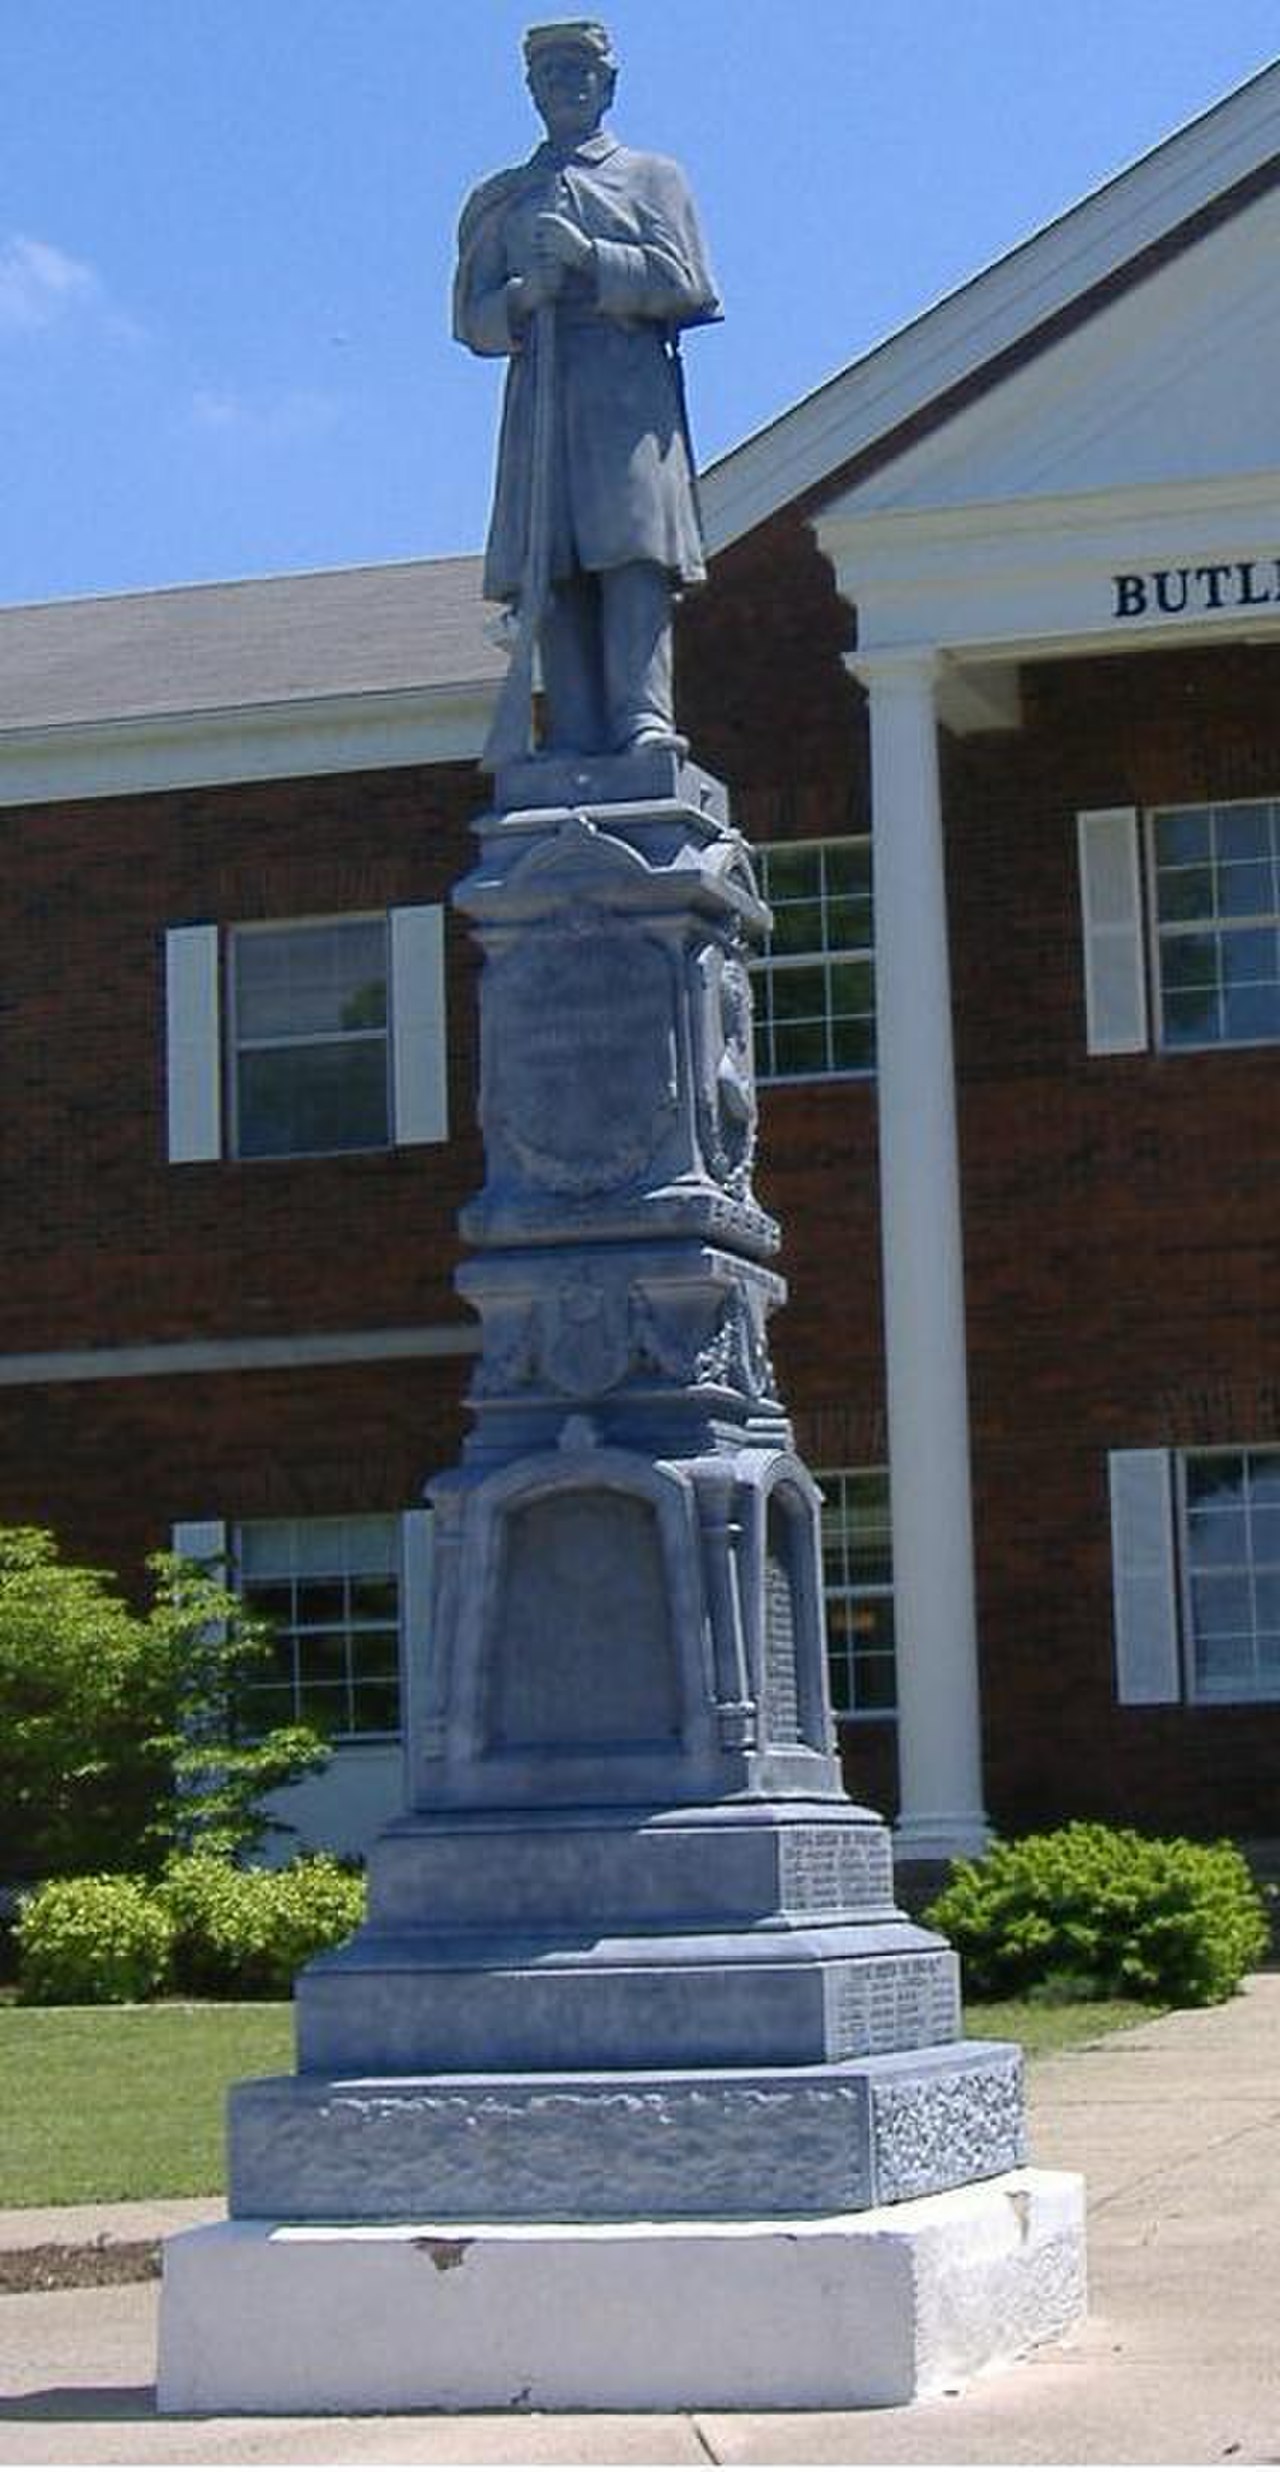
[[750, 839, 875, 1083], [1152, 799, 1280, 1052], [231, 918, 390, 1159]]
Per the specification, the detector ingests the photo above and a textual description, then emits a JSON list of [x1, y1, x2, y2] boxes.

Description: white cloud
[[190, 385, 342, 446], [0, 234, 99, 332]]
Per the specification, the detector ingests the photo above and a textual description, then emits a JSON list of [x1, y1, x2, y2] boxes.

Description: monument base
[[157, 2171, 1085, 2416]]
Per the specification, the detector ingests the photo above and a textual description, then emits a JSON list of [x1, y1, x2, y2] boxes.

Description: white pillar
[[852, 646, 989, 1859]]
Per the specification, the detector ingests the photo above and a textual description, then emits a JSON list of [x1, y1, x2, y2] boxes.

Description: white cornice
[[702, 64, 1280, 553], [817, 469, 1280, 672], [0, 680, 495, 809]]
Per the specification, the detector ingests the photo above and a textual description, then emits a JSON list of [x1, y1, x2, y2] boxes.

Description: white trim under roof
[[702, 60, 1280, 554], [0, 681, 496, 808]]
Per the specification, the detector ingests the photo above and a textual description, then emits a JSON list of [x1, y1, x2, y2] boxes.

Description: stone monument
[[157, 21, 1084, 2415]]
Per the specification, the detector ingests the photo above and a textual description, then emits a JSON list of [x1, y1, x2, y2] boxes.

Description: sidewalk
[[1, 1977, 1278, 2465]]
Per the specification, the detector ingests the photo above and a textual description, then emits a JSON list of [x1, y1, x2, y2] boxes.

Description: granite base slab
[[157, 2170, 1085, 2414], [228, 2040, 1022, 2222]]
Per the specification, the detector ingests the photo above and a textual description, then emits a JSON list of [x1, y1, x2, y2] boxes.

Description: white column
[[853, 646, 989, 1859]]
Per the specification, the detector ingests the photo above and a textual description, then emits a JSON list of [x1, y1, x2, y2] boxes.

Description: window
[[750, 839, 875, 1082], [1077, 800, 1280, 1057], [1109, 1445, 1280, 1706], [164, 906, 448, 1163], [817, 1466, 897, 1719], [1151, 801, 1280, 1051], [232, 918, 390, 1159], [1181, 1449, 1280, 1703], [235, 1516, 402, 1740]]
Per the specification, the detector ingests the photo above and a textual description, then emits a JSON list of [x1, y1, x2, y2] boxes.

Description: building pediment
[[830, 184, 1280, 519]]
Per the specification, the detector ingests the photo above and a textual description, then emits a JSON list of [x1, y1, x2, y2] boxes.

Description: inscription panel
[[762, 1551, 800, 1744], [826, 1955, 958, 2059], [485, 920, 676, 1195], [779, 1826, 894, 1914]]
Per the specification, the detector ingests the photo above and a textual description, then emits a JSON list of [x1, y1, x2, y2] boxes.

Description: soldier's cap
[[523, 21, 617, 70]]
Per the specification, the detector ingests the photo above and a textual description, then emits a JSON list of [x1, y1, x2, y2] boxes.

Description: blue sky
[[4, 1, 1277, 607]]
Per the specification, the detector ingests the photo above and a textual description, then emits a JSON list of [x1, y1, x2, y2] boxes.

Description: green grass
[[0, 2002, 293, 2205], [965, 1995, 1157, 2057], [0, 1994, 1157, 2208]]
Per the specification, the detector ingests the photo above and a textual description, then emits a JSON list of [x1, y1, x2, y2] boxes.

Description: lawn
[[0, 1994, 1155, 2207]]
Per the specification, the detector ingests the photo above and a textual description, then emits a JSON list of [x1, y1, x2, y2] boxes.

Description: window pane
[[299, 1683, 347, 1733], [1190, 1573, 1251, 1635], [1186, 1505, 1248, 1566], [1218, 862, 1273, 919], [1161, 933, 1218, 991], [1155, 810, 1211, 866], [1223, 982, 1280, 1043], [1163, 988, 1221, 1046], [1155, 866, 1214, 924], [349, 1628, 401, 1681], [237, 1038, 388, 1158], [768, 899, 824, 957], [295, 1580, 346, 1627], [773, 1019, 829, 1075], [761, 848, 821, 900], [351, 1679, 401, 1734], [299, 1631, 350, 1683], [826, 893, 873, 950], [823, 841, 872, 897], [854, 1654, 898, 1713], [1248, 1453, 1280, 1505], [236, 921, 387, 1040], [1214, 805, 1273, 863], [1186, 1456, 1244, 1510]]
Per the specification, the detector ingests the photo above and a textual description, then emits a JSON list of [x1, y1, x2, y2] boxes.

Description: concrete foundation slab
[[156, 2169, 1084, 2416]]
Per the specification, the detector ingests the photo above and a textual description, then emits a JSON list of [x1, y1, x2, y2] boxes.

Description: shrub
[[16, 1875, 173, 2006], [925, 1823, 1270, 2008], [0, 1526, 328, 1884], [161, 1853, 365, 1998]]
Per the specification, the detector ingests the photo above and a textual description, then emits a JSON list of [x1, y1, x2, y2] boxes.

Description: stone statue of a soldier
[[454, 20, 721, 761]]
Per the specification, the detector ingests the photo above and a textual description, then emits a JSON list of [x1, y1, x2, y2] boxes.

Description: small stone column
[[852, 647, 989, 1860]]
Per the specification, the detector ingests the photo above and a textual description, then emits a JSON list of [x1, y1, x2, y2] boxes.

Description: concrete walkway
[[1, 1978, 1278, 2465]]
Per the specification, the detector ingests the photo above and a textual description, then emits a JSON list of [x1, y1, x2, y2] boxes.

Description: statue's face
[[528, 42, 611, 146]]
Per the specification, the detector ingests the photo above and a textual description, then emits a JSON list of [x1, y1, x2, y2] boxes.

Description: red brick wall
[[0, 763, 484, 1354]]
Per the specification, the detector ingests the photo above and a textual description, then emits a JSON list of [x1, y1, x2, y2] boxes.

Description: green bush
[[161, 1853, 365, 1998], [16, 1875, 173, 2005], [925, 1823, 1270, 2008]]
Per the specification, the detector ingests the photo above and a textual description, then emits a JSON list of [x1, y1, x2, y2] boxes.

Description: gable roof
[[701, 58, 1280, 552]]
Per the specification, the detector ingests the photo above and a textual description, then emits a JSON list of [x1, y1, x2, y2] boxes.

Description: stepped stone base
[[229, 2041, 1022, 2222], [158, 2171, 1086, 2415]]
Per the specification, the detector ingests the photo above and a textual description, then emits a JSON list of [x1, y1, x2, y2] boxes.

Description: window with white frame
[[1180, 1448, 1280, 1702], [164, 905, 448, 1163], [235, 1515, 403, 1740], [1109, 1444, 1280, 1706], [232, 917, 390, 1158], [817, 1466, 897, 1719], [750, 839, 875, 1082], [1078, 799, 1280, 1057], [1151, 801, 1280, 1051]]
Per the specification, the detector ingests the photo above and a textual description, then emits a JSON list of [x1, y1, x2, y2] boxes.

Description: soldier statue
[[454, 19, 721, 762]]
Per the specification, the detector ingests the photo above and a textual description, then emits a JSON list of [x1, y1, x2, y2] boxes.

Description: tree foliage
[[0, 1527, 327, 1884]]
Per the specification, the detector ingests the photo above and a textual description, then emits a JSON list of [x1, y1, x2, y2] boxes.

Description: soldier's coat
[[454, 130, 721, 602]]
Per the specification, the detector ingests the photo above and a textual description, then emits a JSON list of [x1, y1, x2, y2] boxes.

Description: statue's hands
[[532, 211, 594, 274], [513, 262, 564, 318]]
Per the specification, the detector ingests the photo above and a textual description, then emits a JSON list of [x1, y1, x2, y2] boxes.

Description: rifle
[[483, 291, 558, 770]]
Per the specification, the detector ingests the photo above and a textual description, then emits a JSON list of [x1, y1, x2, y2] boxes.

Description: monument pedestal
[[158, 752, 1085, 2412], [158, 2175, 1085, 2415]]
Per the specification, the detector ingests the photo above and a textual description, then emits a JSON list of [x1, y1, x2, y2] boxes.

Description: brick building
[[2, 66, 1278, 1863]]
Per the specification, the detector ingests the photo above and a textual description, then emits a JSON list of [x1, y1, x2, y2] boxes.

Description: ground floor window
[[816, 1466, 897, 1719], [1180, 1447, 1280, 1702], [235, 1515, 402, 1739]]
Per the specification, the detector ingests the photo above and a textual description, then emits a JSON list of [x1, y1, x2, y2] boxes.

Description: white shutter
[[165, 925, 222, 1161], [398, 1508, 434, 1797], [390, 905, 448, 1145], [1108, 1451, 1181, 1705], [1077, 809, 1148, 1056], [171, 1519, 228, 1571]]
